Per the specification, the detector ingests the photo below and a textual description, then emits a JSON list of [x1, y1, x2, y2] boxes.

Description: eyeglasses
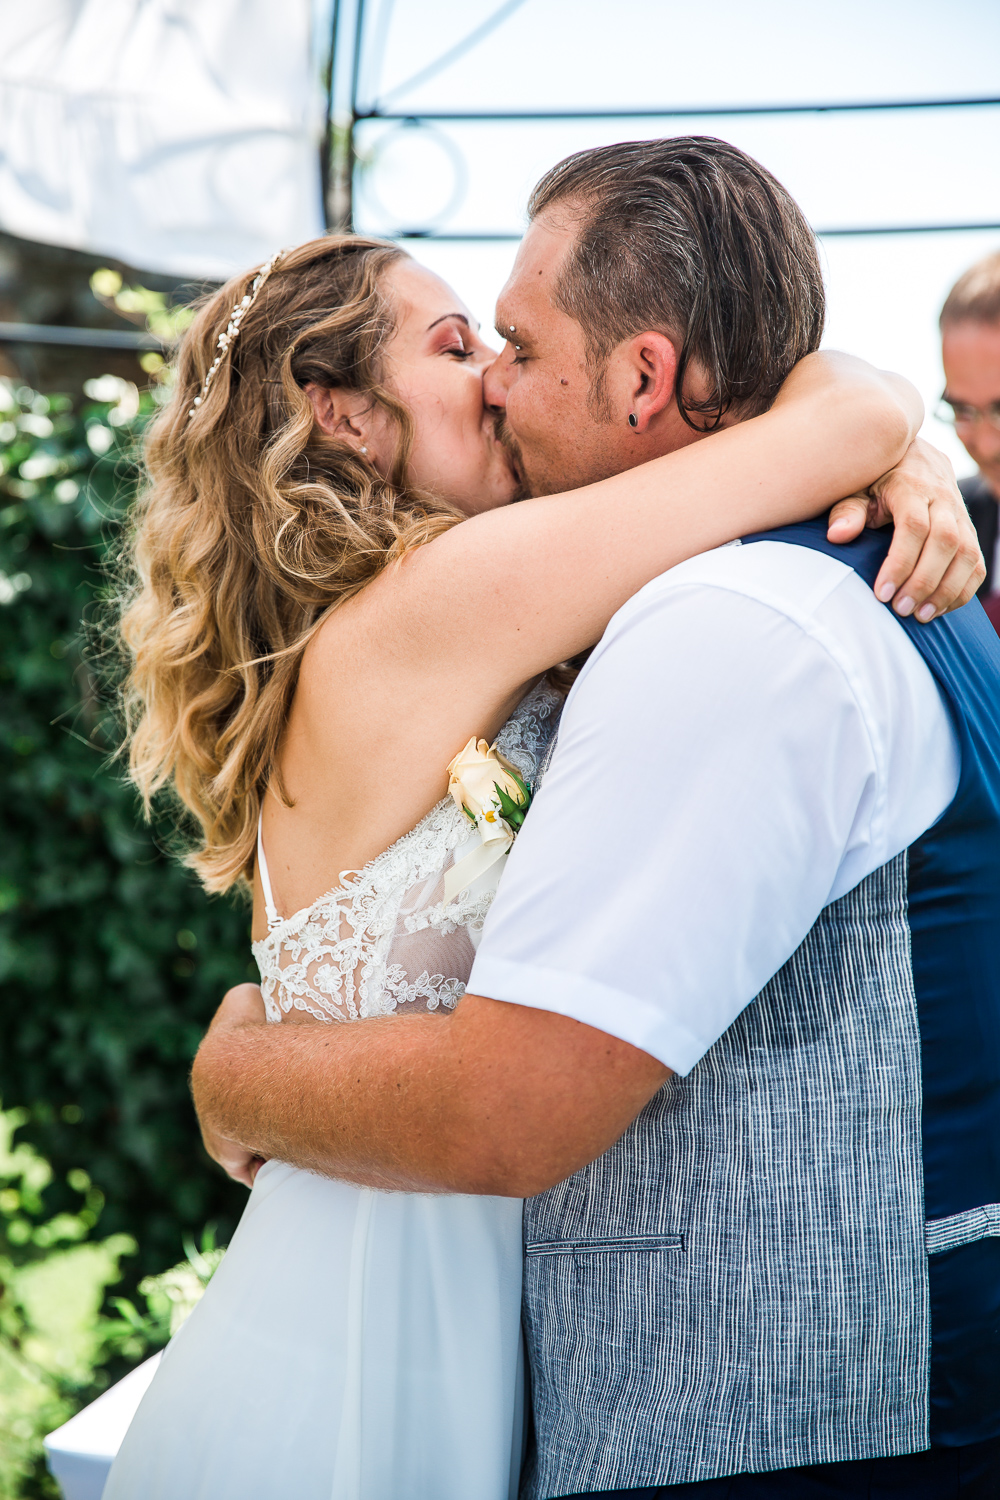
[[936, 396, 1000, 434]]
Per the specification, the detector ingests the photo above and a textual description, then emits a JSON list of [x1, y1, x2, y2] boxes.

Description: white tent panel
[[363, 0, 1000, 116], [0, 0, 327, 278]]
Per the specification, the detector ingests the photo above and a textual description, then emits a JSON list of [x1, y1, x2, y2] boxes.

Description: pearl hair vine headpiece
[[186, 248, 288, 422]]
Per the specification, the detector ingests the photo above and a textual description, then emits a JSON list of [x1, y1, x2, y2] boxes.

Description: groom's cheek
[[507, 379, 585, 497]]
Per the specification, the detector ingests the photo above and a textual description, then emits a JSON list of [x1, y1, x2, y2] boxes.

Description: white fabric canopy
[[0, 0, 327, 278]]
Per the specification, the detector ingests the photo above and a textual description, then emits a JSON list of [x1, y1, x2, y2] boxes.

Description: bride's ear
[[303, 382, 373, 454]]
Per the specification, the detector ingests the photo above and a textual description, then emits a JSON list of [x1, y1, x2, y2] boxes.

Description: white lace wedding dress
[[104, 680, 562, 1500]]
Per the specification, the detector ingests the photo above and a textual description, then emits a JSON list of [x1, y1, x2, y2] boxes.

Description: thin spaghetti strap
[[256, 811, 279, 928]]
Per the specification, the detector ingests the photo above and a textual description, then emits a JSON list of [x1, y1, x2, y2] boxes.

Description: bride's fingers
[[939, 505, 988, 609], [829, 490, 980, 617], [212, 982, 267, 1030], [872, 501, 933, 607], [215, 1141, 259, 1188], [900, 540, 987, 623], [826, 494, 874, 543], [881, 509, 979, 619], [865, 435, 983, 613]]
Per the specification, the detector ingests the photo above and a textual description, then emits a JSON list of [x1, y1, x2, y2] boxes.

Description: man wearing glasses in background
[[940, 250, 1000, 634]]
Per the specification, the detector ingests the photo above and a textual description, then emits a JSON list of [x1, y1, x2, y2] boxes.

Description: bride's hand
[[197, 984, 269, 1188], [200, 1121, 265, 1189], [825, 437, 985, 622]]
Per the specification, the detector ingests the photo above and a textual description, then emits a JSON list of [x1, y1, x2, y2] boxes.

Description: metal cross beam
[[361, 94, 1000, 123], [393, 221, 1000, 243], [0, 323, 165, 350]]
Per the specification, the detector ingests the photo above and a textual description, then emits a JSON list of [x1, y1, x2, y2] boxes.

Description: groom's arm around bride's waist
[[192, 988, 670, 1196], [193, 536, 959, 1193]]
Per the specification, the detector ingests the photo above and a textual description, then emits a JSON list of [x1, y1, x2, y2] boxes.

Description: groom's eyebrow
[[494, 312, 530, 345]]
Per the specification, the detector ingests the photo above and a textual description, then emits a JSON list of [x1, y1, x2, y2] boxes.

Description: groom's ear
[[623, 331, 679, 434]]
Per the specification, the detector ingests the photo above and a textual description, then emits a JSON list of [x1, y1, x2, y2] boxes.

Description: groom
[[194, 139, 1000, 1497]]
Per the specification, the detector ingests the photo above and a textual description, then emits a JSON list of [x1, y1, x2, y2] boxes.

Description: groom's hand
[[825, 437, 984, 623], [208, 982, 269, 1033], [195, 984, 269, 1189]]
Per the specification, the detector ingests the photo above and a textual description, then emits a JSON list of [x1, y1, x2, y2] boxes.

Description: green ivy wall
[[0, 376, 249, 1490]]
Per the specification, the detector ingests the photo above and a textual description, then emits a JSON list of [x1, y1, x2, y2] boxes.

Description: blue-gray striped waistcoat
[[520, 520, 1000, 1499]]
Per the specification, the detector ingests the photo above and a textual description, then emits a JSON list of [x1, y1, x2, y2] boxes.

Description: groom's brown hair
[[527, 136, 825, 430]]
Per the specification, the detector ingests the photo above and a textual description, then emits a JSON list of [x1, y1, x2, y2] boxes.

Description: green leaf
[[493, 783, 516, 815], [494, 781, 530, 827], [506, 766, 531, 803]]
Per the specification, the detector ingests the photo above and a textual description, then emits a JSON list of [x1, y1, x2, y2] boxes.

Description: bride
[[105, 231, 975, 1500]]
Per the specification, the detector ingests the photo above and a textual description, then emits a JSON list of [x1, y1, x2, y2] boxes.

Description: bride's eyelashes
[[432, 330, 474, 360], [429, 315, 479, 361]]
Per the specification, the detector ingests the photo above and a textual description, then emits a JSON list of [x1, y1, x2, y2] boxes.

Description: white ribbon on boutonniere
[[442, 737, 532, 905]]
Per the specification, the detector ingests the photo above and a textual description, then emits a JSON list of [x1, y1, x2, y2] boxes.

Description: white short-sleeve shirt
[[467, 541, 961, 1075]]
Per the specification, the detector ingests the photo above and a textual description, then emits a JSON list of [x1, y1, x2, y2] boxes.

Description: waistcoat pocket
[[525, 1232, 683, 1256]]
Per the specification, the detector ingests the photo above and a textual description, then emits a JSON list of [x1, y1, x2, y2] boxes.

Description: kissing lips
[[492, 414, 527, 496]]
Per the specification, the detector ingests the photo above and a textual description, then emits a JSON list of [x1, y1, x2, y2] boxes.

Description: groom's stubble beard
[[492, 401, 651, 499], [491, 352, 677, 498], [492, 413, 532, 501], [498, 374, 737, 498], [492, 408, 618, 500]]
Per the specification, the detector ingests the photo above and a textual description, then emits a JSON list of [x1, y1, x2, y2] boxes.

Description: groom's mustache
[[492, 414, 530, 501]]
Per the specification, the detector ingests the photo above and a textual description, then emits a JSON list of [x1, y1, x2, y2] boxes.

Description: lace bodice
[[252, 679, 562, 1024]]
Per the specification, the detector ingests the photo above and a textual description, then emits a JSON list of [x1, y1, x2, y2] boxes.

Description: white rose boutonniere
[[442, 738, 532, 904]]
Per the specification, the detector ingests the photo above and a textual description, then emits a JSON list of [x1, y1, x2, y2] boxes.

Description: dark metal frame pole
[[391, 221, 1000, 244], [320, 0, 341, 226], [0, 323, 165, 350], [359, 93, 1000, 123], [324, 0, 367, 231]]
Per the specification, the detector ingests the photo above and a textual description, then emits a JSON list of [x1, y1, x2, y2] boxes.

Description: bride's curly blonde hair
[[120, 235, 462, 895]]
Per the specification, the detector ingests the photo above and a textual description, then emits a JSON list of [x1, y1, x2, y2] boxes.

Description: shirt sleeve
[[466, 575, 887, 1075]]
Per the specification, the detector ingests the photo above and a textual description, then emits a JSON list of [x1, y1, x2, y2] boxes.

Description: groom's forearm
[[193, 1008, 490, 1193], [190, 994, 668, 1196]]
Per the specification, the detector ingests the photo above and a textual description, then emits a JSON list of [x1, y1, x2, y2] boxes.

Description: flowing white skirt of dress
[[104, 685, 563, 1498], [104, 1158, 525, 1500]]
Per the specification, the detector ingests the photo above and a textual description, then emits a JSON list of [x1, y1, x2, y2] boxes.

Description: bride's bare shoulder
[[304, 559, 418, 688], [303, 539, 472, 699], [295, 548, 531, 770], [293, 555, 467, 772]]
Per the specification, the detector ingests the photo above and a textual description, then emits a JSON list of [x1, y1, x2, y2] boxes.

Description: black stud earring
[[628, 412, 638, 428]]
